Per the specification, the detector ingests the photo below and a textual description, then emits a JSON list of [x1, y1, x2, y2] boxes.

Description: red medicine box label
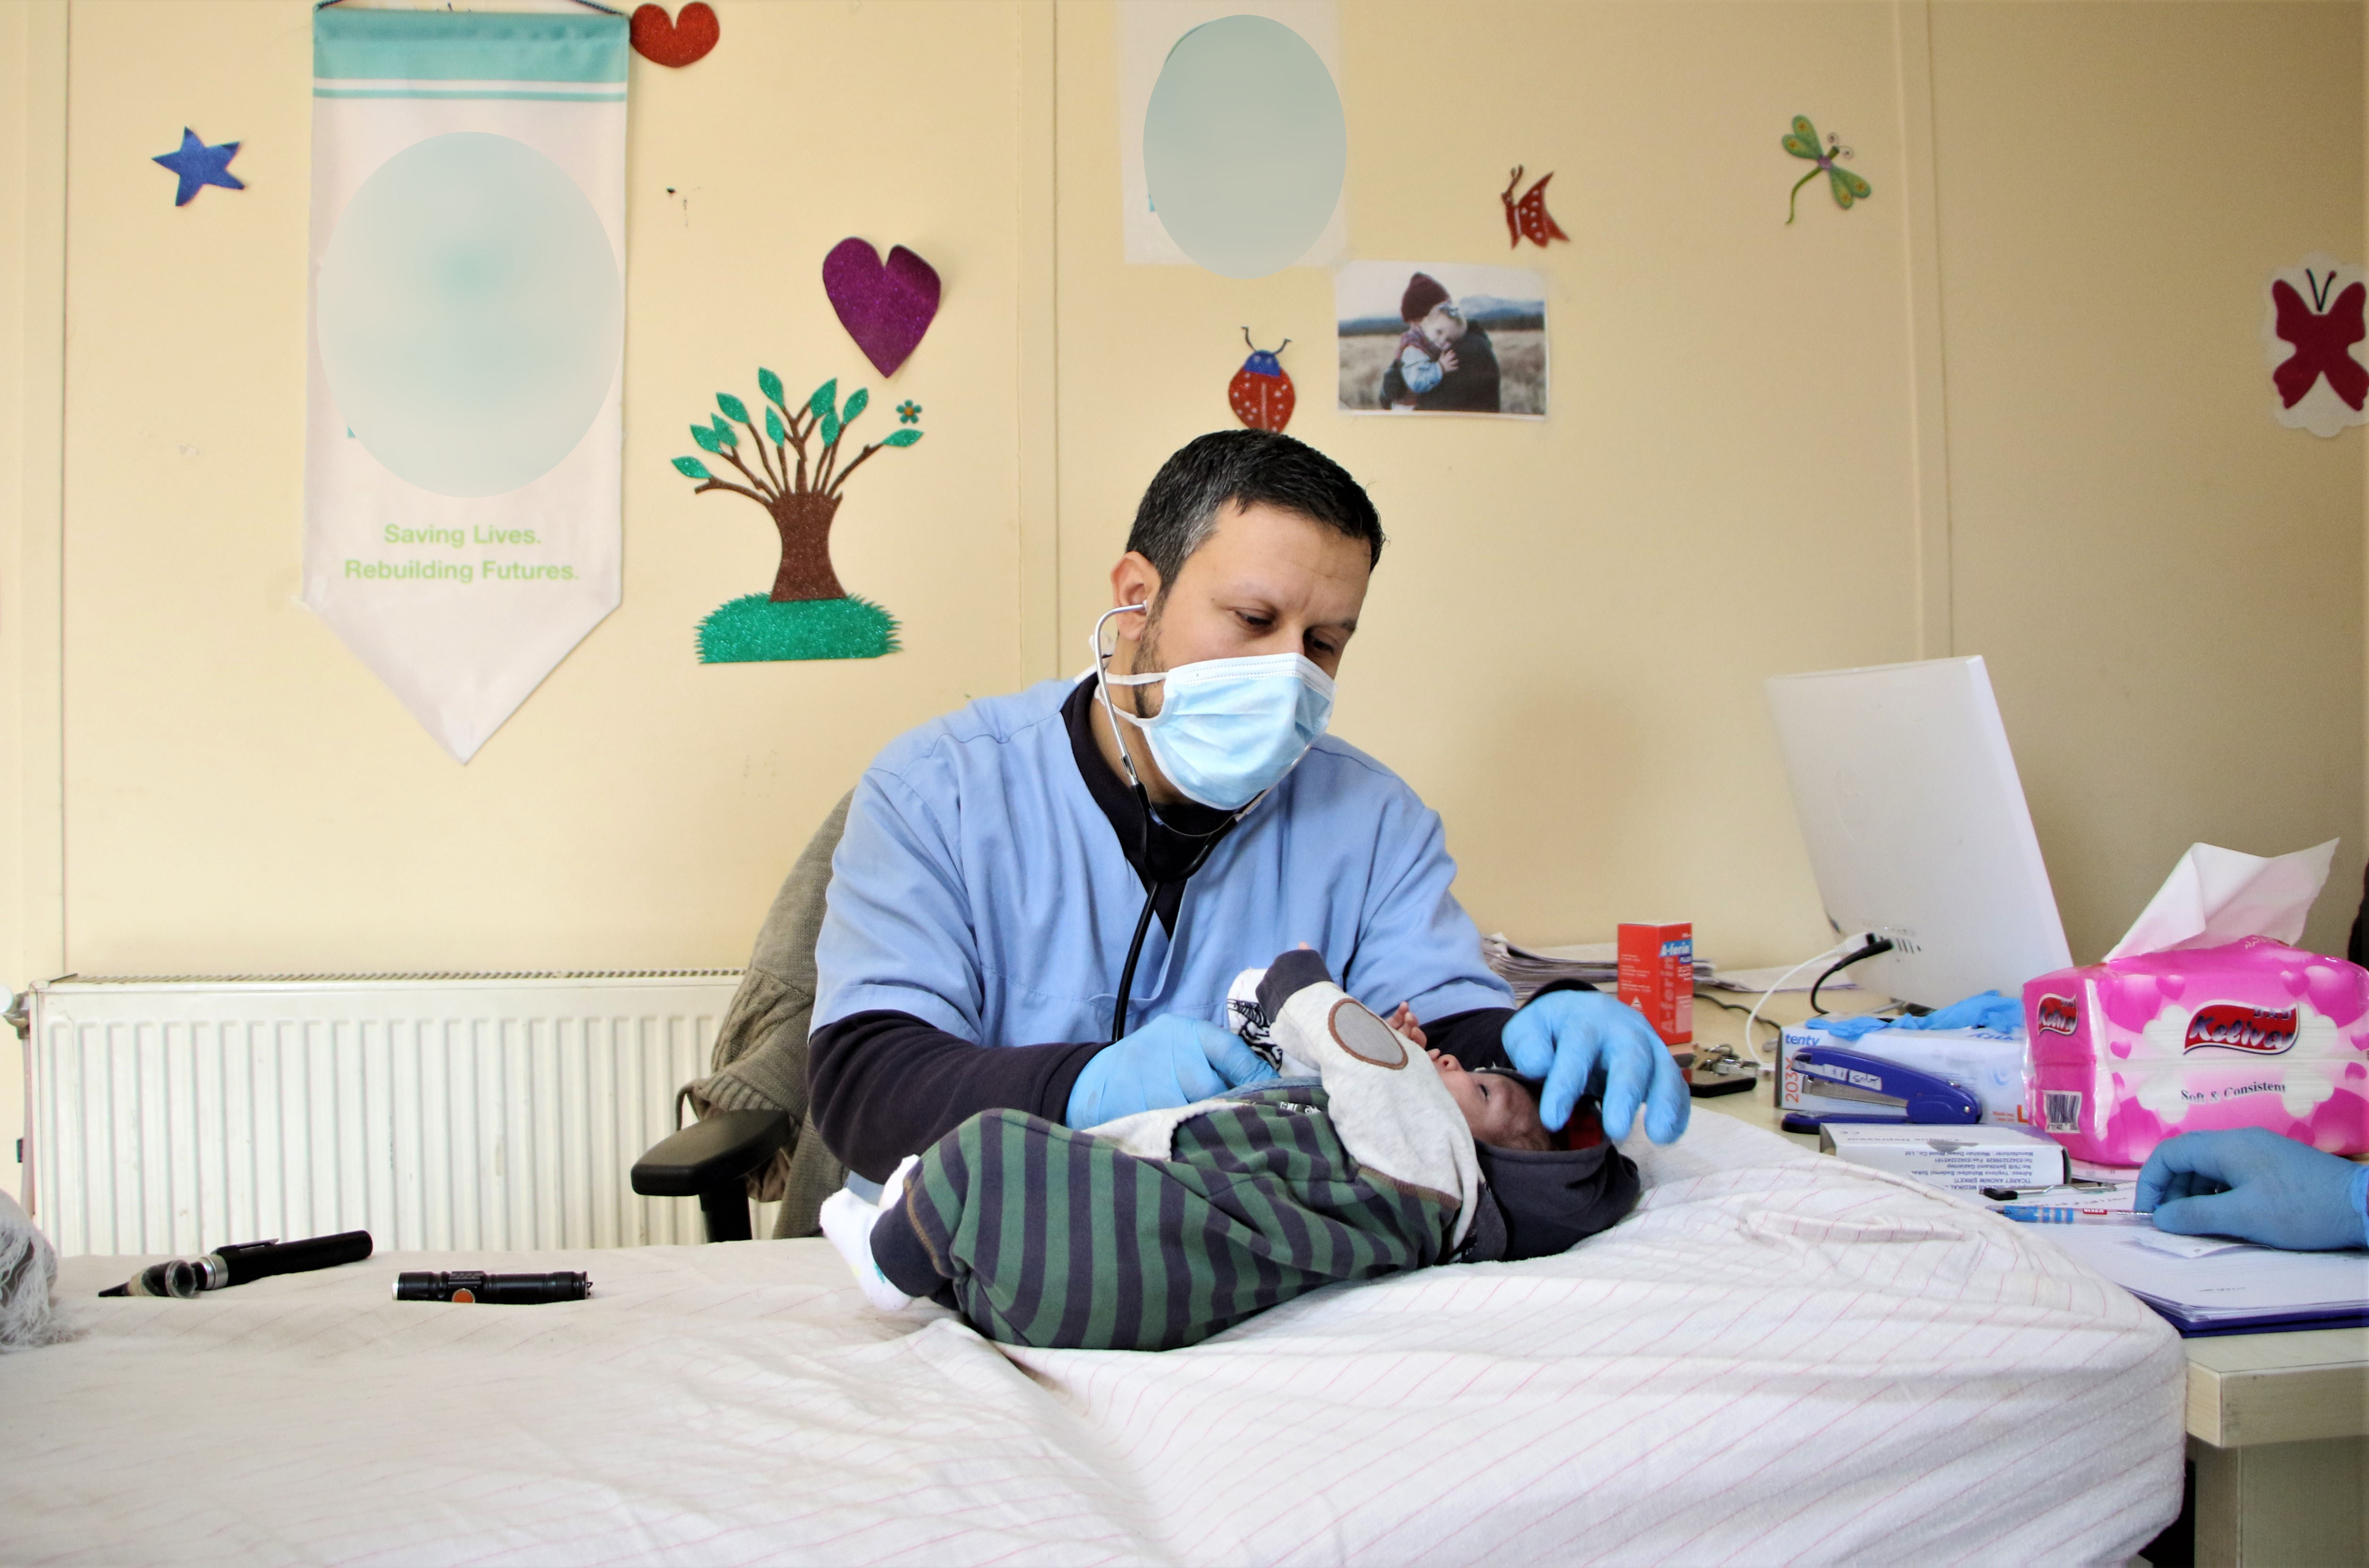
[[1617, 922, 1693, 1046]]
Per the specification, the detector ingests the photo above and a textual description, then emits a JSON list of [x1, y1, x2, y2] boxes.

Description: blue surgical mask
[[1090, 606, 1336, 811]]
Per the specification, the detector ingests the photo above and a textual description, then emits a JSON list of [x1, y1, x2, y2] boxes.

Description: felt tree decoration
[[671, 370, 922, 604]]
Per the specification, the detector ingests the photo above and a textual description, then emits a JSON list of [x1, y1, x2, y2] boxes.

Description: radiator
[[20, 972, 744, 1258]]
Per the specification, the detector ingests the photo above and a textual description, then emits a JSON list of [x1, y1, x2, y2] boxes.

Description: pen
[[1999, 1205, 2150, 1225]]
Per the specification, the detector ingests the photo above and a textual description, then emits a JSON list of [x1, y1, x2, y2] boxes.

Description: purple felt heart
[[822, 238, 940, 378]]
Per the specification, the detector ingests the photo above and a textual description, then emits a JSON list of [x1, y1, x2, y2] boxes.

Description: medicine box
[[1816, 1122, 2068, 1193], [1617, 921, 1692, 1047]]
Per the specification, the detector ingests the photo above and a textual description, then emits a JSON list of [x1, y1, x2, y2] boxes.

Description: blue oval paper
[[1143, 15, 1344, 279], [317, 132, 621, 498]]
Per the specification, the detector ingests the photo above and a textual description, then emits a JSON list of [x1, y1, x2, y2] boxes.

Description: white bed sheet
[[0, 1113, 2184, 1566]]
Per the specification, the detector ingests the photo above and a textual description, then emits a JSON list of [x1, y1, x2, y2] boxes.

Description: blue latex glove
[[2137, 1128, 2369, 1251], [1903, 990, 2024, 1032], [1066, 1014, 1277, 1128], [1814, 989, 2022, 1043], [1501, 989, 1690, 1143]]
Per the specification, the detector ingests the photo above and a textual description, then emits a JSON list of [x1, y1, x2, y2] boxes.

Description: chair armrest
[[631, 1110, 791, 1197]]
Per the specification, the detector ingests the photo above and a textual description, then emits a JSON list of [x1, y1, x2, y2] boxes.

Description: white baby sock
[[819, 1154, 921, 1312]]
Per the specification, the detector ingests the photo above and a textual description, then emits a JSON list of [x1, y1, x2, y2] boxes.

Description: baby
[[822, 949, 1639, 1351], [1391, 272, 1467, 406]]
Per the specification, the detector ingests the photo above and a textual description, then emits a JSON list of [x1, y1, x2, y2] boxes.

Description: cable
[[1808, 937, 1895, 1015], [1107, 781, 1234, 1042], [1110, 888, 1163, 1043], [1091, 603, 1241, 1041], [1739, 937, 1859, 1073], [1694, 988, 1787, 1064]]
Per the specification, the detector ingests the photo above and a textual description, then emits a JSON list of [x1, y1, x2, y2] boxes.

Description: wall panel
[[1931, 0, 2366, 961], [56, 0, 1031, 974], [1056, 0, 1924, 965], [6, 2, 2369, 1184]]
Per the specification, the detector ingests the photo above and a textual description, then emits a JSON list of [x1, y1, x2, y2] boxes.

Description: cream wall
[[2, 0, 68, 1193], [1055, 0, 1928, 967], [53, 0, 1034, 978], [1932, 0, 2365, 964], [4, 0, 2366, 1184], [1053, 0, 2365, 966]]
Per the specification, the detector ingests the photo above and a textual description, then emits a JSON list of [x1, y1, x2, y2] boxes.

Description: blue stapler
[[1779, 1045, 1983, 1135]]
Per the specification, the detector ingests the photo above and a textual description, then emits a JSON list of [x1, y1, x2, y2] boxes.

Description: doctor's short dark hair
[[1126, 430, 1385, 589]]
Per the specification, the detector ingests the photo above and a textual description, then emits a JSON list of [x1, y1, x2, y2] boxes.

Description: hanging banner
[[303, 8, 628, 762]]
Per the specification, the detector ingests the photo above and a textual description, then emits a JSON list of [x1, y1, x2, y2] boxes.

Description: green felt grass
[[697, 594, 901, 664]]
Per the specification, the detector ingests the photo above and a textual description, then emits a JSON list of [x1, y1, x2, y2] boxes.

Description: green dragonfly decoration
[[1782, 115, 1872, 224]]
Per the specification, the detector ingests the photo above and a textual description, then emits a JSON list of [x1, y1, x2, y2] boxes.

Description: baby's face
[[1427, 1050, 1550, 1151], [1420, 304, 1466, 348]]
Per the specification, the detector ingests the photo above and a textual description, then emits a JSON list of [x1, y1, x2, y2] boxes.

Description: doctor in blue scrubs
[[807, 430, 1690, 1182]]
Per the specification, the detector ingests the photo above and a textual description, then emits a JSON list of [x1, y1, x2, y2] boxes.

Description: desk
[[1689, 1003, 2369, 1567]]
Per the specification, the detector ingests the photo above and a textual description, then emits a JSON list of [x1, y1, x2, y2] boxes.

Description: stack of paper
[[2036, 1224, 2369, 1335], [1482, 936, 1714, 1005], [1699, 964, 1858, 995]]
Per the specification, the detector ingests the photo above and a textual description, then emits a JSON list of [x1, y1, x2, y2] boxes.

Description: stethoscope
[[1091, 604, 1257, 1042]]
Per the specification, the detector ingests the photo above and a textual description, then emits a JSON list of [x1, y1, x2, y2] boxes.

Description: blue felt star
[[153, 128, 244, 207]]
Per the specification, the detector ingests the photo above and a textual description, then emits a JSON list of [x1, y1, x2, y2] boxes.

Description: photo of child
[[1336, 260, 1548, 417]]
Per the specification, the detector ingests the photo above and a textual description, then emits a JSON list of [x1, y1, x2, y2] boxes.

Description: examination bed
[[0, 1112, 2184, 1565]]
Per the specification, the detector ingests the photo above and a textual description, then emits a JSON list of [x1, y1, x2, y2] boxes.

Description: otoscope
[[99, 1230, 374, 1298]]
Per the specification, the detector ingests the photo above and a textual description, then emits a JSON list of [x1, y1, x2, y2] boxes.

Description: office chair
[[631, 792, 852, 1242]]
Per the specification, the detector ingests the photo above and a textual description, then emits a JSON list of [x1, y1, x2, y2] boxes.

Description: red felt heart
[[631, 3, 720, 68]]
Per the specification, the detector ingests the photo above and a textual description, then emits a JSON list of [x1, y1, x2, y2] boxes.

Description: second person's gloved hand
[[1501, 988, 1690, 1143], [2139, 1128, 2369, 1251], [1067, 1014, 1277, 1128]]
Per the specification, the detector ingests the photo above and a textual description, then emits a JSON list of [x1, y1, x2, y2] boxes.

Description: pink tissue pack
[[2022, 937, 2369, 1168]]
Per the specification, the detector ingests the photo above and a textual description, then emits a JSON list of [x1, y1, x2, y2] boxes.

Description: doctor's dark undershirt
[[807, 677, 1539, 1182]]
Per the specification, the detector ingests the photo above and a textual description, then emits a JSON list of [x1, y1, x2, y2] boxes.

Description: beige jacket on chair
[[682, 792, 852, 1238]]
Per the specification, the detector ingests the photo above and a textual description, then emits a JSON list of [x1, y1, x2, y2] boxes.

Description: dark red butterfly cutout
[[1501, 166, 1569, 250], [2271, 276, 2368, 412]]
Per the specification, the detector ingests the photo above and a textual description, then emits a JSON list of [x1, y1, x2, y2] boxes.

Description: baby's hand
[[1388, 1003, 1427, 1049], [1439, 349, 1460, 373]]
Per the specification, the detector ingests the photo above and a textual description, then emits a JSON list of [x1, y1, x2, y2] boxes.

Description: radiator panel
[[26, 977, 742, 1257]]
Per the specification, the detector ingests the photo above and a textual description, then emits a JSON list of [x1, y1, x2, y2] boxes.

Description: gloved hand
[[1501, 988, 1690, 1143], [2138, 1128, 2369, 1251], [1067, 1014, 1277, 1128]]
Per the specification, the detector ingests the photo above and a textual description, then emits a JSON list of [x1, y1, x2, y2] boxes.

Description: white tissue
[[2103, 839, 2340, 962]]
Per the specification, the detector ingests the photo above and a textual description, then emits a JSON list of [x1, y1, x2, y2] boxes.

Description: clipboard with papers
[[2035, 1223, 2369, 1336]]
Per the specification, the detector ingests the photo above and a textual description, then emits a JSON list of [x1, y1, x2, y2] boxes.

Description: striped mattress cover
[[0, 1112, 2184, 1565]]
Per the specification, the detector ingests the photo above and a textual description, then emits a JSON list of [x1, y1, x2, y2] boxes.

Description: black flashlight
[[99, 1230, 374, 1298], [393, 1270, 591, 1304]]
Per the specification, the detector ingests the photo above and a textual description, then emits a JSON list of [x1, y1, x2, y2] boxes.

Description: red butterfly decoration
[[1501, 166, 1569, 250], [2270, 275, 2368, 411]]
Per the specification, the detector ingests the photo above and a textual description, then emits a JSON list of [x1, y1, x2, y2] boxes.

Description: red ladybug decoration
[[1228, 329, 1295, 432]]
